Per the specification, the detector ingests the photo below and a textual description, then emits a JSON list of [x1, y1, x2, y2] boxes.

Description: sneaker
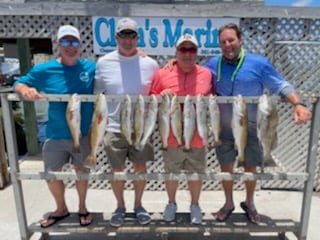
[[163, 203, 177, 222], [110, 207, 126, 227], [134, 206, 151, 225], [190, 204, 202, 224]]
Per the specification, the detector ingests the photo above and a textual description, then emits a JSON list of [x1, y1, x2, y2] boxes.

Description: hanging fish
[[232, 95, 248, 167], [158, 94, 171, 150], [183, 94, 196, 151], [196, 94, 209, 147], [208, 94, 222, 147], [66, 93, 81, 152], [85, 93, 108, 165], [170, 94, 183, 146], [257, 93, 279, 168], [120, 94, 133, 145], [134, 94, 145, 150]]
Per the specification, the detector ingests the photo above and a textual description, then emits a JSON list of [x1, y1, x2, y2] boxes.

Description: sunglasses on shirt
[[117, 31, 138, 39], [178, 47, 197, 54], [59, 39, 81, 48]]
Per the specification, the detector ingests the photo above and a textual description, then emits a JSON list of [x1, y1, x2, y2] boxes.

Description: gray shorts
[[216, 136, 263, 167], [163, 147, 206, 173], [104, 132, 154, 169], [42, 136, 90, 172]]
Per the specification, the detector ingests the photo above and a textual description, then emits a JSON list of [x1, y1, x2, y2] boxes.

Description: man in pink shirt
[[151, 33, 213, 224]]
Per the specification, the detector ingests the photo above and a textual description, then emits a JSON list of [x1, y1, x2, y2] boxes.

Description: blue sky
[[265, 0, 320, 7]]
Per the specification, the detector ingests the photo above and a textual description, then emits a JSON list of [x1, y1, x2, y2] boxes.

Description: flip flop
[[215, 206, 235, 222], [240, 201, 260, 224], [40, 212, 70, 228], [78, 212, 93, 227]]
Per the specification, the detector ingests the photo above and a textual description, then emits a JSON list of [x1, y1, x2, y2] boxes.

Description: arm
[[14, 83, 43, 101]]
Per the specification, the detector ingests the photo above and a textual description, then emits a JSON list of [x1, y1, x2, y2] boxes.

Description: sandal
[[110, 208, 126, 227], [215, 206, 235, 222], [40, 212, 70, 228], [78, 212, 93, 227], [134, 206, 151, 225], [240, 201, 260, 224]]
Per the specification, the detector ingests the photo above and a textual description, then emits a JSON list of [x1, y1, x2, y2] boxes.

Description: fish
[[257, 93, 279, 167], [196, 94, 208, 147], [134, 94, 145, 150], [138, 95, 158, 151], [66, 93, 81, 152], [208, 94, 222, 147], [120, 94, 133, 145], [85, 93, 108, 165], [183, 94, 196, 151], [158, 94, 171, 150], [232, 94, 248, 167], [170, 94, 183, 146]]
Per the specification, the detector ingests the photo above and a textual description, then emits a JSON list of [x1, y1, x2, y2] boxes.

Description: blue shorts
[[216, 136, 263, 167], [42, 136, 90, 172]]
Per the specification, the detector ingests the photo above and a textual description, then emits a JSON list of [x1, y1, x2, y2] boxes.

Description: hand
[[293, 105, 312, 124], [20, 87, 43, 101], [160, 89, 175, 97], [163, 58, 177, 71]]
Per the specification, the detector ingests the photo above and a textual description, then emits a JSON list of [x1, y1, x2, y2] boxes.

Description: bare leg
[[40, 179, 69, 227], [165, 180, 179, 204], [216, 163, 235, 221], [74, 166, 92, 225], [111, 165, 126, 209], [132, 163, 147, 208], [188, 180, 202, 205]]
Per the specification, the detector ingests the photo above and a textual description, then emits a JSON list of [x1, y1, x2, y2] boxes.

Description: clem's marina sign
[[92, 17, 239, 56]]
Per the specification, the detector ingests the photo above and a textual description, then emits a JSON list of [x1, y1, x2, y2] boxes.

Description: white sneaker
[[190, 204, 202, 224], [163, 203, 177, 222]]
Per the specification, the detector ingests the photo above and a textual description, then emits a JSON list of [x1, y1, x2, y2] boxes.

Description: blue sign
[[265, 0, 320, 7], [92, 17, 239, 56]]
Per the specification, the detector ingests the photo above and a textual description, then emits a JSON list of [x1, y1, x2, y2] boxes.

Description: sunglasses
[[117, 31, 138, 39], [59, 39, 81, 48], [178, 47, 197, 54]]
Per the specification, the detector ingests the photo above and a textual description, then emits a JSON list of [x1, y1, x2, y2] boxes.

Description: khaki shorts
[[104, 132, 154, 169], [42, 136, 90, 172], [162, 147, 206, 173]]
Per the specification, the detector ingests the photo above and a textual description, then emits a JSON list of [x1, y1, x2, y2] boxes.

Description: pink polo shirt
[[150, 64, 213, 148]]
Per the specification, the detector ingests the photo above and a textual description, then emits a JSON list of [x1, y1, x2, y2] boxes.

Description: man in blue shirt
[[204, 23, 311, 224], [14, 25, 95, 228]]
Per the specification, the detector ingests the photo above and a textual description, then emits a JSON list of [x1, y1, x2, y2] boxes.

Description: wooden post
[[17, 38, 40, 155]]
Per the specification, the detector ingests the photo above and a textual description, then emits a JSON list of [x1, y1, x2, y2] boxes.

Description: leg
[[216, 163, 235, 221], [242, 166, 260, 223], [111, 165, 126, 209], [132, 163, 147, 208], [40, 178, 69, 228], [74, 166, 92, 226], [188, 180, 202, 205], [165, 180, 179, 204]]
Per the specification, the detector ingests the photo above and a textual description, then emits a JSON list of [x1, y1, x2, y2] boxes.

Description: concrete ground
[[1, 160, 319, 240]]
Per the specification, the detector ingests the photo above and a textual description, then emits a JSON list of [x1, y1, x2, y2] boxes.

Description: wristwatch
[[293, 102, 307, 107]]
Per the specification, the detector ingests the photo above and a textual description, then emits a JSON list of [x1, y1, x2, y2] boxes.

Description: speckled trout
[[257, 93, 278, 167], [134, 94, 145, 150], [138, 95, 158, 151], [158, 94, 171, 150], [183, 94, 196, 151], [170, 94, 183, 146], [85, 93, 108, 165], [208, 94, 221, 147], [232, 95, 248, 167], [196, 94, 208, 147], [66, 93, 81, 152], [120, 95, 133, 145]]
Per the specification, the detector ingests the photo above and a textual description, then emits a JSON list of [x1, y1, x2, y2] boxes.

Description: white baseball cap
[[57, 25, 80, 40], [176, 33, 198, 48], [116, 18, 138, 33]]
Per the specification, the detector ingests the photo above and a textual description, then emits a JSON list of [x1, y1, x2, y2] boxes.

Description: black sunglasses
[[59, 39, 81, 48], [178, 47, 197, 54], [117, 31, 138, 39]]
